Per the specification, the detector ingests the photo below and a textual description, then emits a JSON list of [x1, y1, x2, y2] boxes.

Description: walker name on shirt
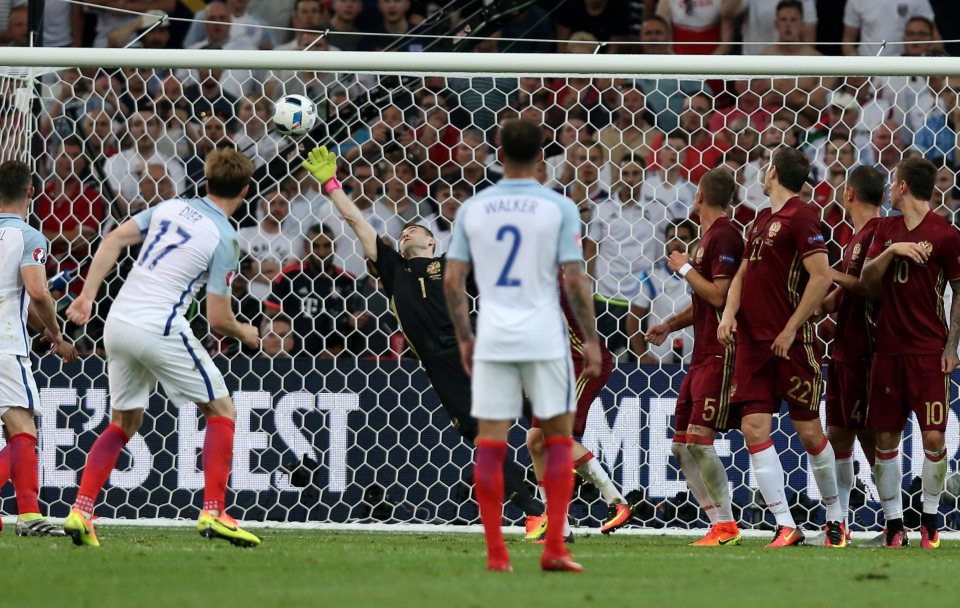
[[484, 198, 539, 214]]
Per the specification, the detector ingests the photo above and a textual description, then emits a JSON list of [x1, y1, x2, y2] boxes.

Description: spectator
[[36, 137, 106, 296], [179, 1, 257, 101], [805, 91, 867, 174], [276, 0, 325, 50], [543, 118, 594, 188], [651, 94, 729, 184], [81, 109, 120, 164], [498, 4, 556, 54], [873, 16, 937, 115], [584, 154, 660, 356], [629, 236, 695, 364], [733, 0, 817, 54], [267, 27, 355, 100], [656, 0, 735, 55], [910, 75, 960, 165], [117, 67, 157, 117], [182, 68, 239, 122], [238, 185, 304, 299], [447, 128, 499, 192], [264, 224, 357, 358], [232, 96, 280, 169], [361, 0, 422, 52], [0, 4, 26, 46], [407, 95, 458, 184], [554, 0, 632, 54], [185, 114, 234, 191], [842, 0, 937, 57], [709, 79, 779, 136], [642, 131, 697, 222], [184, 0, 276, 49], [369, 160, 429, 241], [426, 180, 469, 254], [812, 136, 858, 251], [326, 0, 364, 51], [556, 140, 609, 216], [597, 86, 662, 169], [342, 104, 410, 161], [932, 162, 960, 222], [108, 161, 176, 232], [91, 0, 175, 48], [636, 16, 712, 133], [103, 110, 185, 206], [260, 315, 296, 358], [107, 8, 171, 50], [860, 119, 907, 179]]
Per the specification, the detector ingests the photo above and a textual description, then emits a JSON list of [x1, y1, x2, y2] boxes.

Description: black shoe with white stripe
[[16, 517, 66, 537]]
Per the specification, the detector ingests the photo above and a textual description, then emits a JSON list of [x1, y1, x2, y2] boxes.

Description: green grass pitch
[[2, 528, 957, 608]]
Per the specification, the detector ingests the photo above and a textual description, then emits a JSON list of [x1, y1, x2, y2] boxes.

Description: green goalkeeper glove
[[302, 147, 342, 193]]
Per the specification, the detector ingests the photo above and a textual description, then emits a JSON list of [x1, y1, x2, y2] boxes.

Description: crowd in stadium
[[4, 0, 960, 362]]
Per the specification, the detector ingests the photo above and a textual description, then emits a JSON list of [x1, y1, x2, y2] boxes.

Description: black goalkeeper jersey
[[374, 237, 461, 361]]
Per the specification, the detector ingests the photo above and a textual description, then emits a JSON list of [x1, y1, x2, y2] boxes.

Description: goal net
[[2, 49, 959, 533]]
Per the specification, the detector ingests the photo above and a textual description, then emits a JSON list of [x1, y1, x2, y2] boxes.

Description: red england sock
[[9, 433, 39, 515], [543, 435, 574, 555], [0, 444, 10, 487], [76, 423, 130, 515], [474, 439, 508, 565], [202, 417, 235, 513]]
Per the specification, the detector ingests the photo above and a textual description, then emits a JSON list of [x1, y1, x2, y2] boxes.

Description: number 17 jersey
[[110, 197, 240, 336], [447, 179, 583, 362]]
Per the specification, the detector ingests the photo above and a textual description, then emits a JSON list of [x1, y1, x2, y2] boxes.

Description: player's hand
[[890, 242, 929, 264], [717, 315, 737, 347], [239, 323, 260, 350], [772, 328, 795, 360], [66, 294, 93, 326], [53, 338, 79, 363], [458, 335, 475, 377], [301, 147, 338, 184], [667, 251, 690, 273], [942, 346, 959, 374], [581, 339, 602, 379], [645, 323, 671, 347]]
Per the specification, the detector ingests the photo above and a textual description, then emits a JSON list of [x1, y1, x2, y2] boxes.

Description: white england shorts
[[471, 357, 576, 421], [104, 317, 229, 411], [0, 354, 40, 420]]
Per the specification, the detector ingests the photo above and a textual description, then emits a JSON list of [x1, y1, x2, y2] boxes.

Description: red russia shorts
[[531, 354, 613, 438], [825, 359, 869, 430], [674, 355, 738, 437], [867, 354, 950, 432], [729, 340, 823, 422]]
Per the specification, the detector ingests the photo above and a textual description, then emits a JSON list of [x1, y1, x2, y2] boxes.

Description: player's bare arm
[[860, 242, 929, 297], [21, 265, 77, 362], [646, 304, 693, 346], [718, 260, 747, 346], [302, 147, 379, 261], [66, 219, 145, 326], [943, 278, 960, 373], [443, 258, 475, 375], [668, 250, 734, 309], [207, 293, 259, 349], [562, 261, 602, 378], [772, 251, 831, 360]]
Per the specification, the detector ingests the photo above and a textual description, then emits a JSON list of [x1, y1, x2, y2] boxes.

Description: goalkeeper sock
[[873, 447, 904, 524], [574, 451, 625, 505], [0, 444, 10, 487], [9, 433, 39, 516], [543, 435, 573, 555], [474, 439, 508, 562], [687, 438, 734, 524], [834, 451, 854, 528], [202, 416, 235, 514], [503, 459, 542, 516], [748, 440, 796, 528], [922, 447, 947, 515], [672, 439, 717, 525], [76, 423, 130, 516], [807, 437, 843, 522]]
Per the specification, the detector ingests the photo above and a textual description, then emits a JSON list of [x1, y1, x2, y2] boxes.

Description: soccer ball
[[272, 94, 318, 137]]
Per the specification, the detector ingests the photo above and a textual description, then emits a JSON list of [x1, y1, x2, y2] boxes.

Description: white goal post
[[1, 47, 959, 534]]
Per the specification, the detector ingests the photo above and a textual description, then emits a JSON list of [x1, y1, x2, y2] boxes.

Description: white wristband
[[678, 263, 693, 278]]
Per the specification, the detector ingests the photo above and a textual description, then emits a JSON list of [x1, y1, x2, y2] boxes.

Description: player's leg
[[671, 370, 717, 528], [866, 355, 908, 547], [910, 357, 950, 549], [783, 342, 844, 546], [0, 403, 63, 536], [471, 360, 523, 571], [524, 357, 581, 573], [827, 425, 857, 532], [523, 426, 551, 539]]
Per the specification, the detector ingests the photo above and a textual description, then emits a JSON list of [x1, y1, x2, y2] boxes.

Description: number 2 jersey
[[109, 197, 239, 336], [865, 211, 960, 356], [448, 178, 582, 362]]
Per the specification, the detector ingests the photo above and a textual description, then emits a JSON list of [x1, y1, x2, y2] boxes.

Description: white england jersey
[[448, 179, 582, 361], [0, 214, 48, 356], [110, 198, 239, 336]]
